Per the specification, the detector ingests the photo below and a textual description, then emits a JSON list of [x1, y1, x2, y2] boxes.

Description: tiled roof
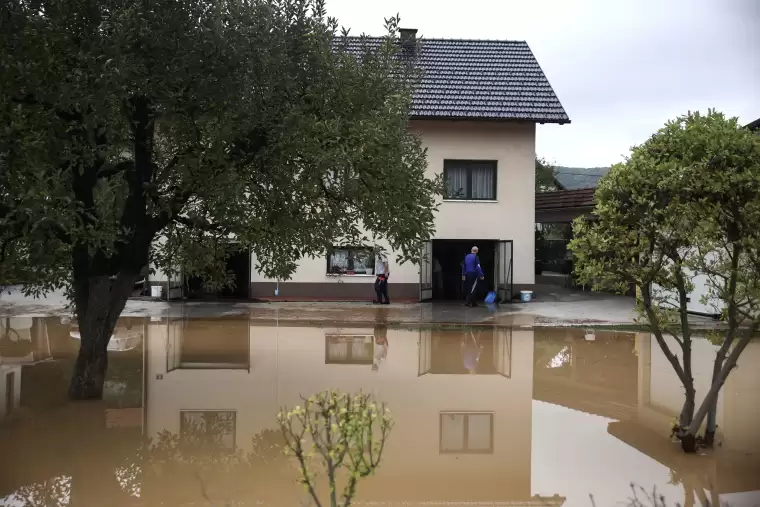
[[342, 37, 569, 124], [746, 117, 760, 131], [536, 188, 596, 211]]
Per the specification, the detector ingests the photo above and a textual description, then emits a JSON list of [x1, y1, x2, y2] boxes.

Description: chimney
[[399, 28, 418, 49]]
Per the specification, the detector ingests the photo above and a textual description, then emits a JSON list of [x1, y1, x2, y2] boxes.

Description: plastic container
[[520, 290, 533, 303], [151, 285, 162, 298]]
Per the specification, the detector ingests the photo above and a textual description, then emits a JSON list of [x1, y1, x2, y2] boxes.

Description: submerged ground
[[0, 290, 758, 507]]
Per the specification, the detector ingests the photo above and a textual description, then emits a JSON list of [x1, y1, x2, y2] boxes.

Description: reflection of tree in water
[[3, 475, 71, 507], [0, 317, 33, 357], [2, 426, 287, 507], [113, 426, 287, 505], [665, 467, 720, 507], [180, 411, 236, 453]]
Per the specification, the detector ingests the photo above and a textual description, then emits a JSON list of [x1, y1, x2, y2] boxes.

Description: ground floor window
[[326, 247, 375, 275]]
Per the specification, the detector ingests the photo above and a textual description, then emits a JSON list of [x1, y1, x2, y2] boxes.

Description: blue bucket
[[520, 290, 533, 302]]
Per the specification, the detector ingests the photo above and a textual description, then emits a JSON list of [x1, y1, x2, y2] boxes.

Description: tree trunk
[[69, 273, 136, 400], [679, 386, 696, 430], [682, 331, 754, 452], [703, 364, 720, 447], [69, 320, 110, 400]]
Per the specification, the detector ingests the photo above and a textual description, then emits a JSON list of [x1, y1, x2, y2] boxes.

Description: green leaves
[[1, 0, 441, 295], [535, 157, 557, 192], [570, 110, 760, 320], [278, 390, 393, 507]]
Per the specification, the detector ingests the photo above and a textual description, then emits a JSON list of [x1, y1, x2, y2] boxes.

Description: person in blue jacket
[[461, 246, 485, 307]]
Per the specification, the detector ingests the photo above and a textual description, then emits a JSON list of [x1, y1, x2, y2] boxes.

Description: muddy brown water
[[1, 317, 759, 507]]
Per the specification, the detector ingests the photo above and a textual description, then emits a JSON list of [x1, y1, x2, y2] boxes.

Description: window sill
[[326, 273, 376, 278], [443, 199, 499, 203]]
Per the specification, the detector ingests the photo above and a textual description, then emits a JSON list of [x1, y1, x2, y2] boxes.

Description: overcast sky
[[324, 0, 760, 167]]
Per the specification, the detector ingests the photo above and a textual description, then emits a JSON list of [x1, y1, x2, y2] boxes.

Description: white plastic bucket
[[520, 290, 533, 303], [150, 285, 162, 298]]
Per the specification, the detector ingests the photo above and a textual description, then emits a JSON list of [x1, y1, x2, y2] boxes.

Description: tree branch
[[11, 93, 82, 123]]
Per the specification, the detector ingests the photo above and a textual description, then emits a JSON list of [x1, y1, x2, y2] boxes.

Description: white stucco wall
[[417, 121, 536, 285], [251, 120, 537, 287], [145, 321, 535, 501]]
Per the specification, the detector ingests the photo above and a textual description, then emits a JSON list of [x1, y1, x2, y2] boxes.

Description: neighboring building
[[664, 116, 760, 316], [152, 29, 569, 302]]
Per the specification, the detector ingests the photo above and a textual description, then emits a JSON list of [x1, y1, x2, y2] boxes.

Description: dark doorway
[[184, 249, 250, 300], [220, 250, 250, 299], [432, 239, 496, 301]]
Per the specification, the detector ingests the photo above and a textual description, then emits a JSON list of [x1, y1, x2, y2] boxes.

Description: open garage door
[[419, 240, 433, 301], [495, 240, 513, 303]]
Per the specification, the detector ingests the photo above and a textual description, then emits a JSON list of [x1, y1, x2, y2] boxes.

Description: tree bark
[[69, 273, 137, 400], [679, 385, 696, 430], [682, 331, 754, 452], [702, 241, 742, 448]]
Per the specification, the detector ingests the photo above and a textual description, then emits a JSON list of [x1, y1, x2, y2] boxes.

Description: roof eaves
[[522, 42, 570, 124], [410, 114, 570, 125]]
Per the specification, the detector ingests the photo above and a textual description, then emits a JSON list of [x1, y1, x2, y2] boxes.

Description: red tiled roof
[[536, 188, 596, 211]]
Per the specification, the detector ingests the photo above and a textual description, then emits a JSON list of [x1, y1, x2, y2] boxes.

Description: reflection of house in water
[[0, 316, 145, 422], [608, 334, 760, 503], [533, 328, 639, 420], [0, 317, 55, 366], [419, 327, 511, 376], [145, 319, 561, 504], [0, 317, 145, 502], [1, 317, 56, 420]]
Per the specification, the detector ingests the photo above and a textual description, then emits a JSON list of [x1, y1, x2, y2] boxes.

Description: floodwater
[[1, 317, 759, 507]]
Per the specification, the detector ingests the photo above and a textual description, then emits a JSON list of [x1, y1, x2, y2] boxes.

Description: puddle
[[1, 317, 759, 507]]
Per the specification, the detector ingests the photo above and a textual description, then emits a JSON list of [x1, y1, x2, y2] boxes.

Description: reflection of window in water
[[439, 412, 494, 454], [180, 410, 236, 451], [418, 329, 511, 376], [0, 317, 34, 359], [325, 334, 374, 365], [547, 346, 571, 369], [168, 319, 249, 370]]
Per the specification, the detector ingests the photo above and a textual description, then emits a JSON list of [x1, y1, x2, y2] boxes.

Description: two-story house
[[151, 29, 570, 302], [248, 30, 569, 302]]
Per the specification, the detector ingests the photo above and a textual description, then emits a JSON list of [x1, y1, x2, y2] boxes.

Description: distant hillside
[[554, 166, 610, 190]]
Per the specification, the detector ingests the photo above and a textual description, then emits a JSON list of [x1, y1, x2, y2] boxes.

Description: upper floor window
[[444, 160, 497, 201]]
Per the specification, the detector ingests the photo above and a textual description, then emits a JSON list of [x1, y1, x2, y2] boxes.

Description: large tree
[[569, 110, 760, 452], [535, 156, 558, 192], [0, 0, 441, 399]]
